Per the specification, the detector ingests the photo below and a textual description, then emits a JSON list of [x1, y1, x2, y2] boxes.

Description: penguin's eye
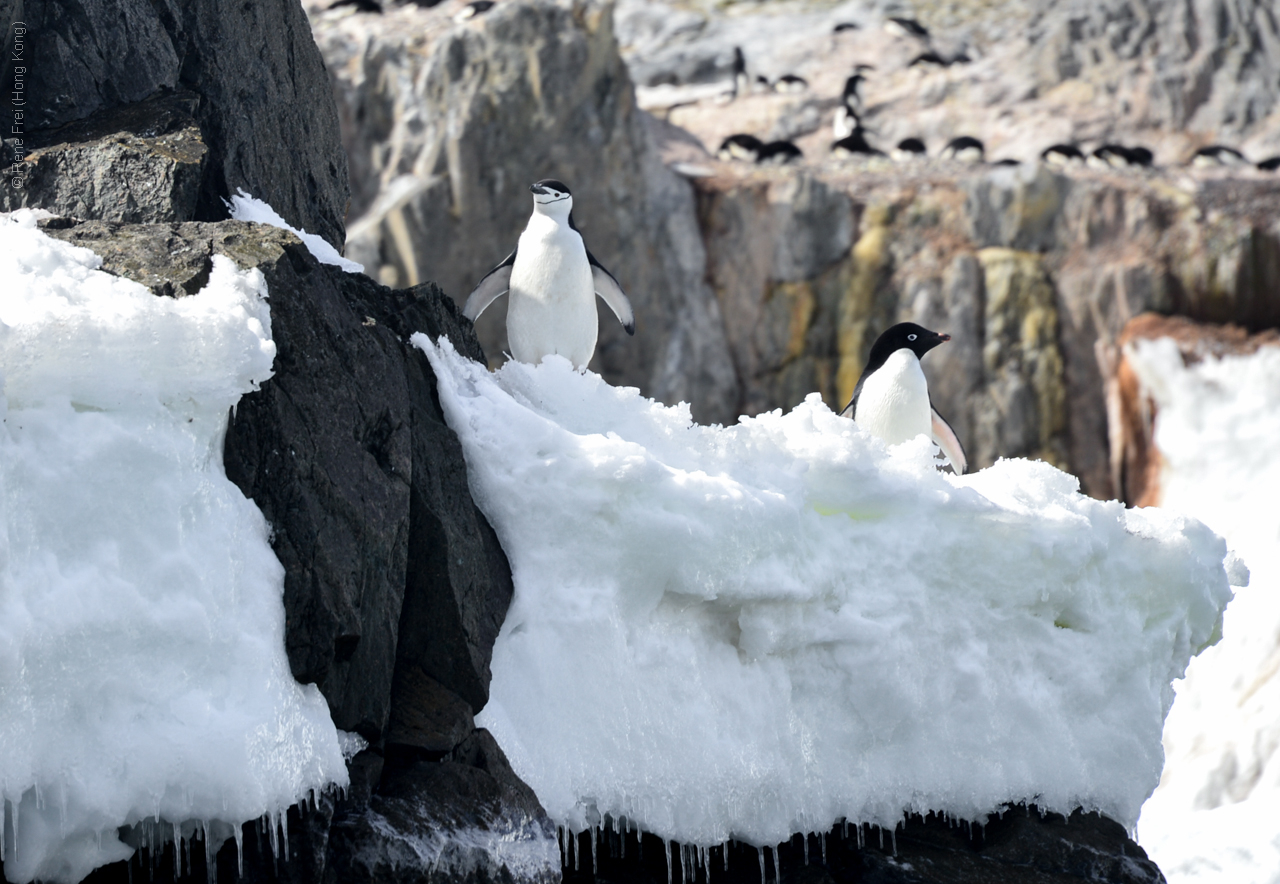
[[907, 333, 918, 341]]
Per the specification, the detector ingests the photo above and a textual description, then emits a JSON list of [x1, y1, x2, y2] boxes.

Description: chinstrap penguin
[[1258, 156, 1280, 171], [464, 180, 634, 369], [884, 17, 929, 39], [840, 322, 967, 474]]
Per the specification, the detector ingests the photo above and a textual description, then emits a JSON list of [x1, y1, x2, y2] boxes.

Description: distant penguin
[[908, 51, 949, 68], [840, 322, 967, 474], [884, 16, 929, 39], [1258, 156, 1280, 171], [891, 137, 927, 162], [328, 0, 382, 12], [774, 74, 809, 93], [1088, 144, 1135, 169], [992, 158, 1021, 166], [731, 47, 750, 95], [464, 180, 634, 369], [1125, 146, 1154, 167], [454, 0, 494, 20], [718, 134, 765, 162], [833, 21, 860, 33], [1192, 145, 1248, 167], [1041, 144, 1084, 165], [941, 136, 984, 163], [842, 73, 867, 108], [757, 140, 804, 164]]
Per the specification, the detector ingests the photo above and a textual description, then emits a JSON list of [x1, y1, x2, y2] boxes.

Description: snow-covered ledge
[[0, 212, 347, 884], [419, 334, 1238, 852]]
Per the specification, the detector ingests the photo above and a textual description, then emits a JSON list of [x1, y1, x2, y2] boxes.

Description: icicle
[[592, 825, 598, 876], [856, 823, 864, 850], [235, 822, 245, 876], [842, 819, 848, 840], [202, 820, 213, 880], [2, 798, 7, 863], [573, 828, 579, 872], [757, 846, 765, 884], [680, 844, 688, 884], [821, 832, 827, 866], [268, 810, 280, 859], [878, 826, 883, 850], [724, 841, 730, 873], [173, 821, 182, 878], [282, 807, 291, 861], [667, 840, 673, 884], [12, 795, 19, 862], [559, 827, 566, 868], [803, 833, 809, 865], [890, 828, 897, 856], [621, 819, 626, 859]]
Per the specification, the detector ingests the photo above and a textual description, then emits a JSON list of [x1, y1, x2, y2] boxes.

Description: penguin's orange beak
[[938, 333, 951, 343]]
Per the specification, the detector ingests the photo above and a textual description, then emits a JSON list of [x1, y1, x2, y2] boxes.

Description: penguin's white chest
[[507, 215, 598, 368], [854, 349, 932, 445]]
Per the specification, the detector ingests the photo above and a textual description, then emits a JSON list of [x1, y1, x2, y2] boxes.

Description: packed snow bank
[[1132, 339, 1280, 884], [0, 212, 347, 884], [418, 335, 1235, 849], [226, 190, 364, 274]]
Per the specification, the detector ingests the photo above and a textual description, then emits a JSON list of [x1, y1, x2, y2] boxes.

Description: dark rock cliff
[[3, 0, 349, 248]]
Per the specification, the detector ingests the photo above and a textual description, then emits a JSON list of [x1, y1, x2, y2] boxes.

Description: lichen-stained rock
[[306, 0, 739, 424], [1, 92, 206, 223], [976, 248, 1069, 467], [17, 0, 350, 248]]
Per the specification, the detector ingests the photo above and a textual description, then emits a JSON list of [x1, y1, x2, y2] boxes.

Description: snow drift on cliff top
[[0, 212, 347, 884], [1133, 339, 1280, 884], [418, 335, 1237, 849]]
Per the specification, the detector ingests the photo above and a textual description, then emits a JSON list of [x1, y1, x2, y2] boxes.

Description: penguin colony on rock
[[708, 17, 1279, 172], [465, 183, 968, 473]]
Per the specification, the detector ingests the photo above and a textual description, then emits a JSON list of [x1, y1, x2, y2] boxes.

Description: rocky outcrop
[[306, 0, 740, 424], [5, 0, 349, 247], [38, 217, 553, 884], [564, 806, 1163, 884]]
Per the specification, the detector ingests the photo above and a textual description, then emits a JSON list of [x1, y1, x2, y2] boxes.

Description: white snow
[[0, 211, 347, 884], [226, 190, 364, 274], [418, 334, 1235, 851], [1132, 338, 1280, 883]]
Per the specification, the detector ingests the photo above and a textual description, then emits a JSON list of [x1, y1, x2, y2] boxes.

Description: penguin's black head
[[529, 180, 573, 215], [530, 179, 571, 196], [865, 322, 950, 369]]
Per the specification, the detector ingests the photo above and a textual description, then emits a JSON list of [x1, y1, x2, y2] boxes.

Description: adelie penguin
[[464, 180, 634, 370], [840, 322, 967, 474]]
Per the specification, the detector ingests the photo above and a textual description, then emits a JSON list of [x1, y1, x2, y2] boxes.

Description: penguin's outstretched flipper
[[464, 247, 517, 321], [930, 406, 967, 474], [587, 250, 635, 335]]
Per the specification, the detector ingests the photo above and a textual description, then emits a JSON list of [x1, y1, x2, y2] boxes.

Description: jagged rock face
[[307, 0, 741, 424], [0, 92, 207, 223], [7, 0, 349, 248]]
